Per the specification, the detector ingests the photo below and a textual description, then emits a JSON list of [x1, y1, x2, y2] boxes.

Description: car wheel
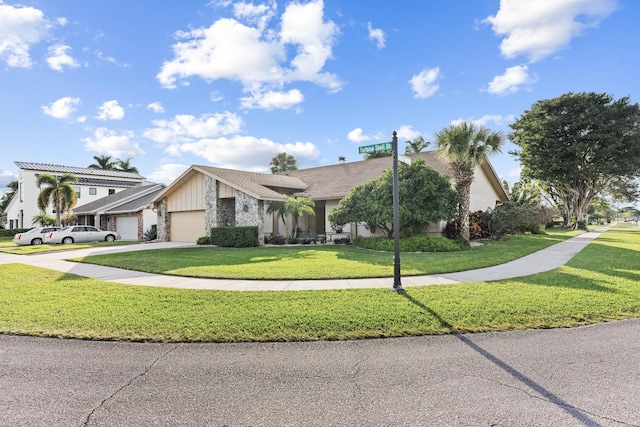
[[31, 238, 43, 245], [62, 237, 74, 244], [105, 234, 115, 242]]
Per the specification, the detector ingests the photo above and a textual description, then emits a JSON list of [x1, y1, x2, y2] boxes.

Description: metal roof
[[15, 161, 145, 180], [75, 183, 165, 214]]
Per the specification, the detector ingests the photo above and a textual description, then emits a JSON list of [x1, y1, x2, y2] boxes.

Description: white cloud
[[157, 0, 342, 109], [144, 112, 243, 144], [367, 22, 385, 49], [233, 0, 276, 31], [147, 102, 165, 114], [485, 0, 617, 62], [409, 67, 441, 99], [452, 114, 517, 127], [168, 136, 320, 172], [395, 125, 422, 142], [46, 44, 79, 72], [487, 65, 538, 96], [41, 96, 81, 120], [96, 100, 125, 120], [347, 128, 371, 143], [240, 89, 304, 110], [83, 128, 145, 158], [147, 163, 189, 184], [0, 2, 51, 68]]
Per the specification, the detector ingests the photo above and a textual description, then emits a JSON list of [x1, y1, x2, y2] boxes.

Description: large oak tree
[[509, 92, 640, 227]]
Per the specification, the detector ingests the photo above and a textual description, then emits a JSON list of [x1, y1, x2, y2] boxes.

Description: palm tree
[[115, 157, 139, 173], [36, 173, 79, 227], [404, 136, 429, 154], [434, 122, 505, 241], [267, 196, 315, 239], [270, 153, 298, 174], [284, 196, 315, 239], [32, 212, 56, 227], [88, 155, 115, 170]]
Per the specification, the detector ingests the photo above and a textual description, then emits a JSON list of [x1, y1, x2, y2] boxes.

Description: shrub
[[443, 211, 489, 241], [485, 202, 544, 239], [196, 236, 212, 245], [211, 226, 259, 247], [143, 225, 157, 241], [353, 236, 467, 252], [0, 228, 31, 237]]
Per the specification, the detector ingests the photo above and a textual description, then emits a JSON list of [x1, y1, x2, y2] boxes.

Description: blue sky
[[1, 0, 637, 195]]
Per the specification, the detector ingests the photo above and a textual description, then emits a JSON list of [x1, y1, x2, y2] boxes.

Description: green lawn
[[0, 225, 637, 343], [0, 239, 139, 255], [72, 228, 581, 279]]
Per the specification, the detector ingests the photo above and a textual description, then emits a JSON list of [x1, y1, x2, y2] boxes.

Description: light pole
[[392, 131, 403, 291]]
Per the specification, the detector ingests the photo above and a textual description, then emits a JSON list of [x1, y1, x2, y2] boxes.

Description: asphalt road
[[1, 318, 639, 427]]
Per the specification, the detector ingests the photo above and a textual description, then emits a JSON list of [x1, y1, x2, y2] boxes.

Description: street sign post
[[358, 142, 392, 154], [391, 132, 403, 291]]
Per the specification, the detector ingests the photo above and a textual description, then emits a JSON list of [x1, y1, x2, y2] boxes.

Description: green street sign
[[358, 141, 392, 154]]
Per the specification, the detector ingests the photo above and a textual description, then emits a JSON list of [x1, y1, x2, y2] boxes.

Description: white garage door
[[116, 216, 139, 240], [170, 210, 206, 242]]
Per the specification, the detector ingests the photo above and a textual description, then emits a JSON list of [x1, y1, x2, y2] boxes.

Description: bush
[[353, 236, 467, 252], [485, 202, 544, 239], [143, 225, 157, 241], [196, 236, 212, 245], [211, 226, 259, 247], [0, 228, 31, 237], [443, 211, 489, 241], [264, 234, 286, 245]]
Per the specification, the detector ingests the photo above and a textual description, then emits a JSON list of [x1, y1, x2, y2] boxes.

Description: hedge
[[211, 226, 259, 247]]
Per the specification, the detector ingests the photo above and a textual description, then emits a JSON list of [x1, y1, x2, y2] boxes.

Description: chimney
[[338, 156, 346, 164]]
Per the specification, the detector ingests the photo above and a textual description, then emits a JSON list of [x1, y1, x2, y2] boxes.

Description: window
[[108, 189, 116, 195], [73, 186, 81, 198], [89, 188, 97, 196]]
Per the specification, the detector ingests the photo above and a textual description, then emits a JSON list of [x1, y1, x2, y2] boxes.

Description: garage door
[[116, 216, 139, 240], [170, 210, 206, 242]]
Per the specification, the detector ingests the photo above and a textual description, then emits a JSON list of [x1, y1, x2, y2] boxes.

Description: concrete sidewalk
[[0, 229, 606, 291]]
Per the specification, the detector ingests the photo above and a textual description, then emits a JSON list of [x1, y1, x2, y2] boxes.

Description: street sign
[[398, 154, 412, 165], [358, 141, 392, 154]]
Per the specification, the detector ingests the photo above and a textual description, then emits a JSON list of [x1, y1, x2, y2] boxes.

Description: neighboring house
[[74, 183, 165, 240], [4, 162, 146, 229], [154, 152, 509, 243]]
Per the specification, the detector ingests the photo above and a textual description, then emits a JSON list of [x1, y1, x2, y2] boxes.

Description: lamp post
[[392, 131, 403, 291]]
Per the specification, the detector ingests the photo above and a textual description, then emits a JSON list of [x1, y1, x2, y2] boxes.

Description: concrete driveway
[[1, 319, 639, 426]]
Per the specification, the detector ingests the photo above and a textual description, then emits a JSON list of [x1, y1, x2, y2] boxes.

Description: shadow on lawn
[[399, 291, 603, 427]]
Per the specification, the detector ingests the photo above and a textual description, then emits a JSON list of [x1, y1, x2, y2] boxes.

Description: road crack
[[80, 344, 180, 427]]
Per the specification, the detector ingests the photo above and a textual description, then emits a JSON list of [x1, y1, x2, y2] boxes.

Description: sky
[[1, 0, 638, 196]]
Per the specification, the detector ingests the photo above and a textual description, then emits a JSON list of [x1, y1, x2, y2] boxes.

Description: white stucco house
[[4, 161, 147, 230], [153, 152, 509, 244]]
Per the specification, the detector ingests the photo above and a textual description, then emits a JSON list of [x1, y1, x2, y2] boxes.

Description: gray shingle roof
[[282, 152, 451, 200], [15, 161, 145, 180], [195, 165, 308, 200]]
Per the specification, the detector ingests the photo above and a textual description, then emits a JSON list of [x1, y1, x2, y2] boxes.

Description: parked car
[[45, 226, 121, 244], [12, 227, 61, 245]]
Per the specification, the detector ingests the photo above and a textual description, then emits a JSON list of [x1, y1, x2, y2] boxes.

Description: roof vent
[[338, 156, 346, 164]]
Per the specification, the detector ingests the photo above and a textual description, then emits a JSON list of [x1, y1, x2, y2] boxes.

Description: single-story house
[[74, 183, 165, 240], [4, 161, 147, 229], [153, 151, 509, 243]]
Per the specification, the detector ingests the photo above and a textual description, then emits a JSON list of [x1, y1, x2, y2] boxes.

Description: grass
[[0, 239, 138, 255], [72, 228, 581, 279], [0, 225, 638, 343]]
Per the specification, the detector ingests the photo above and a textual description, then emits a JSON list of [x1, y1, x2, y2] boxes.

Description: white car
[[45, 226, 121, 244], [12, 227, 61, 245]]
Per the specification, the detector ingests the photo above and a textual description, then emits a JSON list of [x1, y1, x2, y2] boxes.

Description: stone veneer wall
[[204, 175, 217, 234], [235, 190, 264, 245], [156, 198, 170, 242]]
